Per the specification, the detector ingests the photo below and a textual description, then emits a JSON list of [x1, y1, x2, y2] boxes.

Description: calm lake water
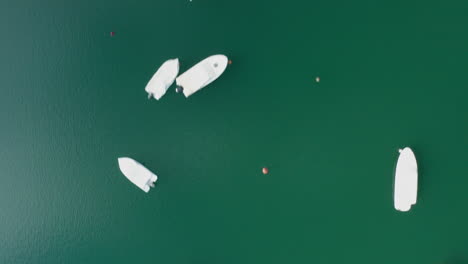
[[1, 0, 467, 263]]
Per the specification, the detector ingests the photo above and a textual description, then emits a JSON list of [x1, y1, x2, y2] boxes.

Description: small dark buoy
[[175, 86, 183, 93], [262, 167, 269, 175], [110, 31, 115, 37], [228, 60, 232, 65]]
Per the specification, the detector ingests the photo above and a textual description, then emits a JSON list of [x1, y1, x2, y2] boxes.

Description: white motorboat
[[175, 55, 228, 97], [145, 58, 179, 100], [394, 147, 418, 212], [118, 157, 158, 193]]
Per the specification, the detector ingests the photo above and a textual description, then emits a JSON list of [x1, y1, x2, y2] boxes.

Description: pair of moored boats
[[144, 55, 229, 99], [118, 147, 419, 212]]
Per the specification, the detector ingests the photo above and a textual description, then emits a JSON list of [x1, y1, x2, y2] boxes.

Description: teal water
[[1, 0, 468, 263]]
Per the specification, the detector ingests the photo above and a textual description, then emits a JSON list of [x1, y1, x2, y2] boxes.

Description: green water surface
[[1, 0, 467, 263]]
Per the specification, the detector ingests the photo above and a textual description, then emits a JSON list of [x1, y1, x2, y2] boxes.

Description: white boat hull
[[394, 147, 418, 212], [145, 58, 179, 100], [118, 157, 158, 193], [176, 55, 228, 97]]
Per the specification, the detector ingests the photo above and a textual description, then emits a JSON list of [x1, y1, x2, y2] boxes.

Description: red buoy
[[262, 167, 269, 174], [110, 31, 115, 37]]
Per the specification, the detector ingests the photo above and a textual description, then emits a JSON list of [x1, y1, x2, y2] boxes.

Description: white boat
[[394, 147, 418, 212], [145, 58, 179, 100], [175, 55, 228, 97], [118, 157, 158, 193]]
